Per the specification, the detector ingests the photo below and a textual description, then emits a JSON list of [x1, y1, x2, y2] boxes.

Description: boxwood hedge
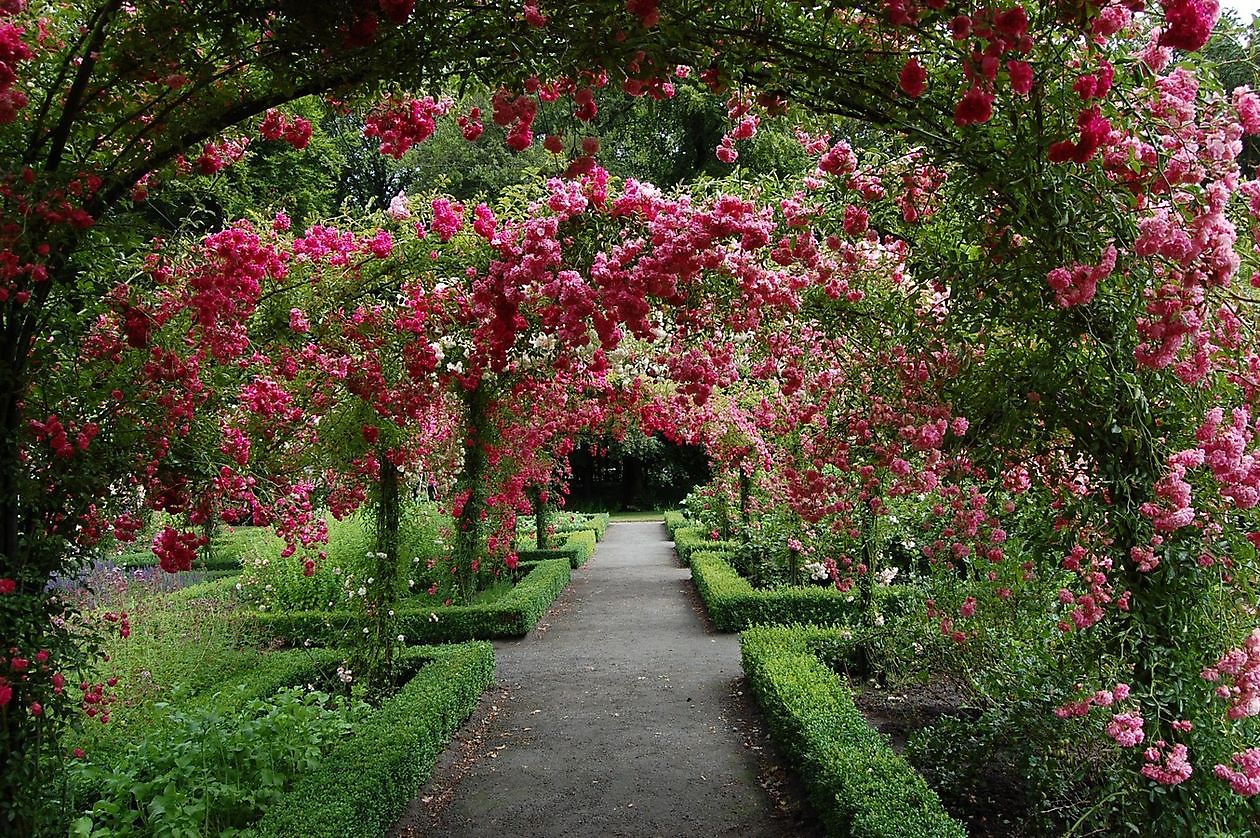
[[663, 510, 689, 540], [672, 526, 739, 567], [253, 558, 571, 646], [741, 626, 965, 838], [552, 512, 608, 541], [517, 529, 597, 568], [691, 551, 912, 632]]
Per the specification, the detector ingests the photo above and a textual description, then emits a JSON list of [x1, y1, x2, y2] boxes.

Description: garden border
[[741, 625, 965, 838], [690, 551, 911, 632], [253, 558, 572, 646], [517, 528, 597, 568], [671, 525, 739, 567]]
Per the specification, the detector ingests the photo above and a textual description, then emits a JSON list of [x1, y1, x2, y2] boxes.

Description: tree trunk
[[453, 384, 490, 605], [530, 484, 549, 551]]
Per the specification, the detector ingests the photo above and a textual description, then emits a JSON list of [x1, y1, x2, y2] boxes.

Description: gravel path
[[391, 520, 820, 837]]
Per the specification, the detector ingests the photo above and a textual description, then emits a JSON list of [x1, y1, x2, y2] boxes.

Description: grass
[[608, 510, 665, 521]]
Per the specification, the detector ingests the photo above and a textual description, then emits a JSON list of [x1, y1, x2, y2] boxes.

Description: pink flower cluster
[[1055, 681, 1132, 719], [1214, 748, 1260, 796], [151, 526, 208, 573], [364, 95, 453, 159], [259, 109, 313, 149], [0, 7, 30, 125], [1158, 0, 1220, 52], [1141, 741, 1193, 785], [1046, 244, 1117, 307], [491, 88, 538, 152], [1202, 628, 1260, 719]]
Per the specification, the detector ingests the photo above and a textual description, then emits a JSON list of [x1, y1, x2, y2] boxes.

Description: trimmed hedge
[[672, 526, 739, 567], [553, 511, 609, 541], [117, 551, 243, 572], [517, 529, 597, 568], [256, 641, 495, 837], [254, 558, 571, 646], [663, 510, 689, 540], [691, 551, 911, 632], [741, 626, 965, 838]]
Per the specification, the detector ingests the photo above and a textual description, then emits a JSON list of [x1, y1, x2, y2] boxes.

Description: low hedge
[[254, 558, 571, 646], [691, 552, 911, 632], [673, 526, 739, 567], [741, 626, 965, 838], [117, 551, 243, 572], [663, 510, 689, 540], [256, 641, 495, 837], [517, 529, 597, 568], [553, 511, 608, 541]]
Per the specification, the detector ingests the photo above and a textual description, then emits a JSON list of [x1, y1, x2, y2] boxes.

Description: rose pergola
[[3, 0, 1260, 832]]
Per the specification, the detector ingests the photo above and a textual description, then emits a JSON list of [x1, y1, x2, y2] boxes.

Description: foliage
[[671, 527, 739, 568], [69, 686, 366, 838], [691, 551, 913, 632], [235, 510, 444, 613]]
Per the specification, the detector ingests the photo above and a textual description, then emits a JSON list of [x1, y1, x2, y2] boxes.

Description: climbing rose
[[0, 578, 13, 594], [626, 0, 660, 27], [1008, 61, 1034, 96], [1214, 748, 1260, 796], [899, 58, 927, 98], [954, 86, 993, 126], [1158, 0, 1220, 52]]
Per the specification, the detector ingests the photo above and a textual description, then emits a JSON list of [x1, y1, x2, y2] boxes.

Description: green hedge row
[[691, 552, 911, 632], [256, 641, 495, 837], [672, 526, 739, 567], [116, 551, 243, 572], [741, 626, 965, 838], [552, 512, 608, 541], [518, 529, 597, 568], [253, 558, 572, 646], [663, 510, 689, 540]]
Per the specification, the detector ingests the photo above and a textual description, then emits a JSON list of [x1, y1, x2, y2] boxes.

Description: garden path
[[391, 520, 819, 837]]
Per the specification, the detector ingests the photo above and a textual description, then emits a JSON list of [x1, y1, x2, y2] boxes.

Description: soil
[[390, 521, 823, 838], [851, 677, 1036, 837]]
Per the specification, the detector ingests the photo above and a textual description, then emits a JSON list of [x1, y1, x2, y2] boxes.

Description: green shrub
[[71, 643, 493, 838], [663, 510, 689, 540], [254, 559, 571, 646], [672, 526, 738, 567], [256, 642, 495, 838], [741, 626, 965, 838], [691, 552, 911, 631], [515, 528, 597, 568], [571, 512, 609, 541]]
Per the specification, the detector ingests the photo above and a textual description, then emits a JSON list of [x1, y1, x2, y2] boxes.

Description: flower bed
[[253, 558, 571, 646], [71, 642, 494, 837], [256, 641, 494, 837], [552, 511, 609, 541], [741, 625, 965, 838]]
